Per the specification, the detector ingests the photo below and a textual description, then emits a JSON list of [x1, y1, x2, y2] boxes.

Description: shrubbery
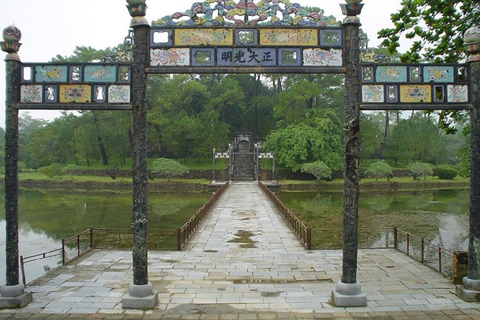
[[407, 162, 433, 180], [301, 161, 332, 181], [434, 164, 458, 180]]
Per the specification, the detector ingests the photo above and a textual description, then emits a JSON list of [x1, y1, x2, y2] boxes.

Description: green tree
[[151, 158, 189, 181], [263, 109, 343, 172], [384, 113, 446, 166], [407, 162, 433, 180], [378, 0, 479, 63], [301, 161, 332, 181], [360, 113, 384, 160], [365, 161, 394, 181]]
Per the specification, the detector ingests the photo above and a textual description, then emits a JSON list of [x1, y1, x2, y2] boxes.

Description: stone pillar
[[121, 0, 158, 309], [332, 0, 367, 307], [0, 25, 33, 309], [456, 26, 480, 302]]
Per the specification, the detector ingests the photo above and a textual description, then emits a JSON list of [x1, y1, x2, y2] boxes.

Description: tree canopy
[[378, 0, 480, 63]]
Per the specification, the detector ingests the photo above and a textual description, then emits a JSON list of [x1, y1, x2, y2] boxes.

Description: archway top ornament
[[152, 0, 340, 27]]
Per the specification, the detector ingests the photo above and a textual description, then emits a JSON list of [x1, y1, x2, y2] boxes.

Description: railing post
[[439, 247, 442, 273], [177, 228, 182, 250], [407, 233, 410, 256], [77, 234, 80, 257], [421, 238, 425, 263], [394, 227, 398, 249], [307, 227, 312, 250], [90, 226, 94, 250], [62, 238, 66, 265], [20, 256, 26, 286]]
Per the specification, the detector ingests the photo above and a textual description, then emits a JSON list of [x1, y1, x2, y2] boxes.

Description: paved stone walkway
[[1, 182, 480, 319]]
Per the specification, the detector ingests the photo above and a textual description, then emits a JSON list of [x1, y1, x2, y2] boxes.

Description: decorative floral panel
[[303, 48, 342, 66], [400, 85, 432, 103], [59, 85, 92, 103], [362, 85, 384, 103], [260, 29, 317, 46], [84, 66, 117, 83], [108, 85, 131, 103], [35, 66, 68, 83], [151, 48, 190, 66], [447, 85, 469, 102], [174, 29, 233, 46], [423, 66, 454, 83], [21, 85, 43, 103], [375, 66, 407, 82]]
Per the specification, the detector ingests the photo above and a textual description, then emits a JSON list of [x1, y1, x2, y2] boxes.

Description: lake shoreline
[[0, 178, 469, 192]]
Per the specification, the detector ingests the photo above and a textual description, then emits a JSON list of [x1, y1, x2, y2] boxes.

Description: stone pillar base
[[456, 277, 480, 302], [331, 281, 367, 307], [0, 284, 33, 309], [122, 282, 158, 309]]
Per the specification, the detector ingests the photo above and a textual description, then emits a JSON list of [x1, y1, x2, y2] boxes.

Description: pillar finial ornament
[[1, 25, 22, 61], [126, 0, 149, 27], [340, 0, 363, 25], [465, 26, 480, 62]]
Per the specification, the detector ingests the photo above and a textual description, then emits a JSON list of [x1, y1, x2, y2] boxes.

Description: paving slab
[[1, 182, 479, 319]]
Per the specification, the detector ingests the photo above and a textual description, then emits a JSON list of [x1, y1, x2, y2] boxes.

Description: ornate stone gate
[[1, 0, 480, 309]]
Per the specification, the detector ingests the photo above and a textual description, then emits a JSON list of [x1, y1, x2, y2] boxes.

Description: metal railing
[[393, 227, 454, 275], [177, 181, 229, 250], [20, 248, 62, 285], [62, 227, 94, 265], [258, 181, 312, 249]]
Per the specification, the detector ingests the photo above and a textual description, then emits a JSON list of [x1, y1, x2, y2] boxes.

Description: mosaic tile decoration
[[108, 85, 131, 103], [174, 29, 233, 46], [362, 85, 384, 103], [361, 64, 470, 105], [400, 85, 432, 103], [151, 48, 190, 66], [152, 0, 341, 27], [447, 85, 469, 103], [376, 66, 407, 83], [303, 48, 342, 66], [21, 85, 43, 103], [84, 66, 117, 83], [35, 65, 68, 83], [260, 29, 318, 46], [19, 63, 132, 106], [59, 85, 92, 103], [423, 66, 454, 83]]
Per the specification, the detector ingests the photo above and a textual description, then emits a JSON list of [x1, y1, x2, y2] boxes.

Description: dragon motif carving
[[153, 0, 339, 27]]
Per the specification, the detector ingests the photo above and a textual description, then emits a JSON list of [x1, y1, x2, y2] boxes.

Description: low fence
[[393, 227, 454, 275], [258, 181, 312, 249], [177, 182, 229, 250]]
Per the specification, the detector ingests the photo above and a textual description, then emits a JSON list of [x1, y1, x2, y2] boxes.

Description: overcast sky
[[0, 0, 405, 128]]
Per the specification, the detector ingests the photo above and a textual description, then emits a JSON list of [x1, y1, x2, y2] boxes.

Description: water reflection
[[0, 188, 211, 285], [277, 188, 469, 251]]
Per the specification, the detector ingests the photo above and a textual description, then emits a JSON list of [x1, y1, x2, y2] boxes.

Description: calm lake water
[[276, 188, 470, 251], [0, 187, 470, 285], [0, 188, 212, 285]]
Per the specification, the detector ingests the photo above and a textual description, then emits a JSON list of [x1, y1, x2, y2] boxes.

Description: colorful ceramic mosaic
[[423, 66, 454, 83], [108, 85, 131, 103], [20, 85, 42, 103], [174, 29, 233, 46], [35, 66, 68, 83], [375, 66, 407, 83], [84, 66, 117, 83], [400, 85, 432, 103], [151, 48, 190, 66], [152, 0, 340, 27], [303, 48, 342, 66], [59, 85, 92, 103], [259, 29, 317, 46], [362, 85, 384, 103], [447, 85, 469, 102]]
